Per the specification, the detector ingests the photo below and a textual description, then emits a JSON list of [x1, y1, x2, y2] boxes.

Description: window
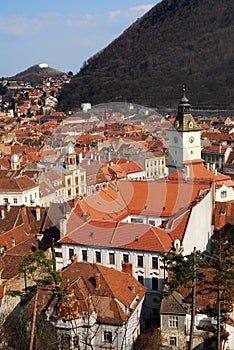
[[61, 334, 70, 348], [123, 253, 129, 263], [152, 277, 159, 291], [75, 176, 79, 185], [153, 309, 159, 317], [55, 252, 62, 258], [137, 255, 144, 267], [149, 220, 155, 226], [221, 191, 227, 199], [67, 178, 71, 186], [25, 196, 27, 202], [96, 251, 101, 263], [69, 248, 74, 260], [153, 297, 159, 303], [4, 198, 8, 204], [131, 218, 143, 224], [170, 337, 177, 346], [73, 335, 80, 349], [109, 252, 115, 265], [169, 316, 178, 328], [104, 331, 112, 343], [138, 275, 144, 285], [152, 257, 158, 269], [82, 250, 87, 261], [13, 198, 17, 204]]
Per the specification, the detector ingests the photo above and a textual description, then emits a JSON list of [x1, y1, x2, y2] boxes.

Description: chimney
[[1, 209, 5, 220], [59, 217, 67, 237], [36, 206, 40, 221], [12, 237, 16, 247], [6, 203, 11, 212], [95, 273, 101, 289], [122, 262, 133, 276]]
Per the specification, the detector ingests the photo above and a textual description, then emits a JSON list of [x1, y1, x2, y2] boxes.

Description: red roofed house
[[55, 216, 174, 320], [0, 175, 39, 206], [44, 260, 147, 350]]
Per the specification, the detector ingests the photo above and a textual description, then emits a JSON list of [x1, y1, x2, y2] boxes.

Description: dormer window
[[188, 121, 193, 128]]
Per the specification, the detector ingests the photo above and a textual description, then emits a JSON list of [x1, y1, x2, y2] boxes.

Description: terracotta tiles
[[51, 261, 147, 324], [0, 175, 38, 191], [60, 219, 172, 252]]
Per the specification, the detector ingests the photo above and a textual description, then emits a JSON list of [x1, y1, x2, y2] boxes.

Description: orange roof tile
[[60, 219, 172, 253]]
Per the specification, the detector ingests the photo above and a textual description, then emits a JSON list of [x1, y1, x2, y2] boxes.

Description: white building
[[0, 175, 40, 207], [55, 220, 172, 320], [45, 261, 147, 350]]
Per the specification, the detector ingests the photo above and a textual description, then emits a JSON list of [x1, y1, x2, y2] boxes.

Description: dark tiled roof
[[160, 290, 187, 315]]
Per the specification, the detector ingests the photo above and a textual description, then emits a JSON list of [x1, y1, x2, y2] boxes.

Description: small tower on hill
[[167, 87, 202, 174]]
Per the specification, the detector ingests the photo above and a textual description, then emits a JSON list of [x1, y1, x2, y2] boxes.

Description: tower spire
[[178, 85, 190, 114]]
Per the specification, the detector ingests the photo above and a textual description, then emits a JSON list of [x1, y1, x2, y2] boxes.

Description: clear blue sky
[[1, 1, 159, 77]]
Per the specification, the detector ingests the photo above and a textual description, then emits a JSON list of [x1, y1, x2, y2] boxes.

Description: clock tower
[[168, 87, 202, 174]]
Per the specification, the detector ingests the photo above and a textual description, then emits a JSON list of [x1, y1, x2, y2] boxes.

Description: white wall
[[215, 184, 234, 202], [0, 187, 40, 206], [182, 191, 213, 256]]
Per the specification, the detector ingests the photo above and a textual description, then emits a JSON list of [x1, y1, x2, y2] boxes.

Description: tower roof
[[173, 86, 201, 132], [10, 154, 20, 163], [66, 145, 75, 154]]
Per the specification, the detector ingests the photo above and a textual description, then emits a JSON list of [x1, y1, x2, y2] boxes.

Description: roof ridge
[[150, 226, 168, 251], [109, 221, 119, 245]]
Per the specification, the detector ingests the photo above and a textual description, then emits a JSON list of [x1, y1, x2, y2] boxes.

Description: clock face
[[189, 136, 194, 143], [174, 136, 178, 143]]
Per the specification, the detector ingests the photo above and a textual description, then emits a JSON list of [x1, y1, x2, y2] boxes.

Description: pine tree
[[161, 248, 206, 350], [205, 229, 234, 350], [5, 250, 64, 349]]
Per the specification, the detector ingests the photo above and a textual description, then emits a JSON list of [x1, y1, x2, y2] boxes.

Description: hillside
[[58, 0, 234, 111], [9, 64, 65, 85]]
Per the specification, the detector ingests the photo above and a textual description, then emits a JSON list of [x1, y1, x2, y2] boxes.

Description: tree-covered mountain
[[58, 0, 234, 111], [8, 64, 65, 85]]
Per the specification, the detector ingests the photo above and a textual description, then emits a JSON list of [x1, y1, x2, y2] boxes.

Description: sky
[[1, 1, 160, 78]]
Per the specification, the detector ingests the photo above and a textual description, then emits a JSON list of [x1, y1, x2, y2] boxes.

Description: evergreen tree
[[205, 229, 234, 350], [161, 248, 206, 350], [5, 250, 64, 350]]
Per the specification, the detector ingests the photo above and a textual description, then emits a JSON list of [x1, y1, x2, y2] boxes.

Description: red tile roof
[[60, 219, 172, 253], [74, 180, 210, 223], [0, 175, 38, 191], [51, 261, 147, 325]]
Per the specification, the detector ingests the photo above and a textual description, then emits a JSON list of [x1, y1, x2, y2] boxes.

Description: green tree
[[6, 250, 63, 350], [161, 248, 206, 350], [205, 230, 234, 350]]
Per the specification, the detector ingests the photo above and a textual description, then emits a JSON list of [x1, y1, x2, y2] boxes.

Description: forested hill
[[58, 0, 234, 111], [9, 65, 65, 85]]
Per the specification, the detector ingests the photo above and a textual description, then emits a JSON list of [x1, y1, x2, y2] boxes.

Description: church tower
[[167, 87, 202, 174], [65, 145, 77, 170], [10, 154, 20, 170]]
